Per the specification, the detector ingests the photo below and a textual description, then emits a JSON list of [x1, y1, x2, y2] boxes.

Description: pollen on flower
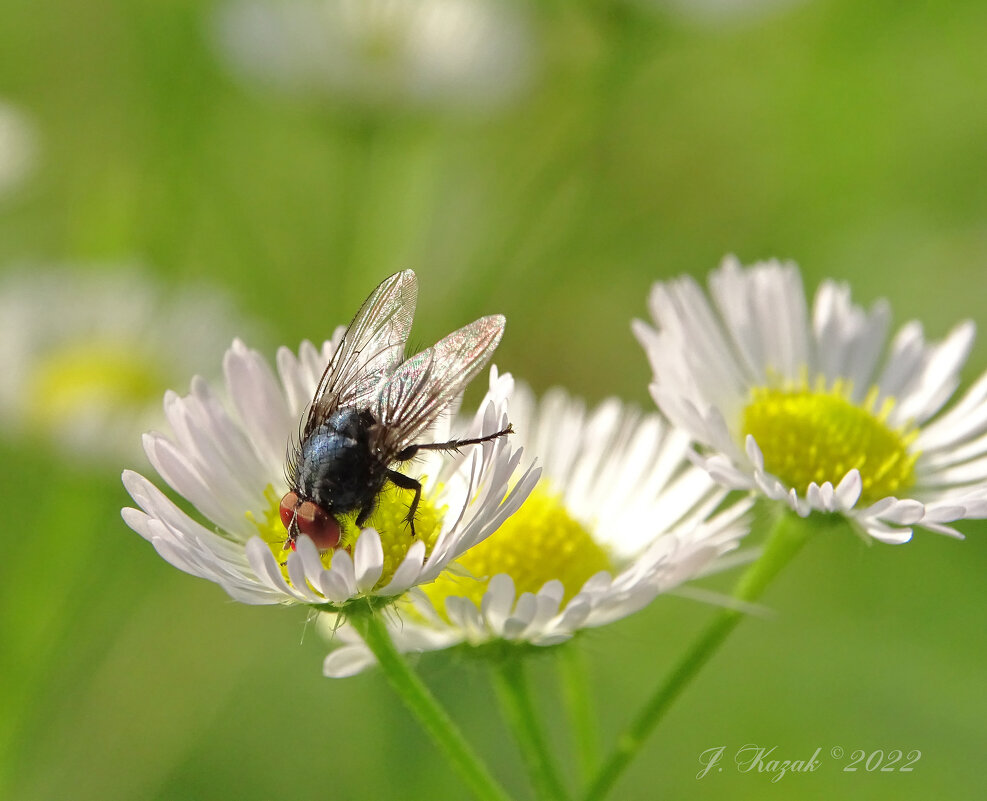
[[250, 481, 443, 590], [27, 340, 164, 425], [421, 485, 613, 617], [742, 377, 919, 504]]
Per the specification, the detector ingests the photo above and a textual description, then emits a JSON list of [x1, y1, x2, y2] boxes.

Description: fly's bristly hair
[[283, 406, 312, 487], [283, 435, 301, 488]]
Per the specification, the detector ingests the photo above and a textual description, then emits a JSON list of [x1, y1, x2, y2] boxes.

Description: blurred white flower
[[0, 267, 253, 461], [0, 101, 37, 199], [323, 384, 751, 677], [122, 339, 537, 608], [212, 0, 535, 111], [634, 256, 987, 543]]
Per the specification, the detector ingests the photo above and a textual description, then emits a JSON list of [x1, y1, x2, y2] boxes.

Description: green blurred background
[[2, 0, 986, 799]]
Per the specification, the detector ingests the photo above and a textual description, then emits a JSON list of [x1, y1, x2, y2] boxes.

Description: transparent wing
[[374, 314, 506, 455], [304, 270, 417, 436]]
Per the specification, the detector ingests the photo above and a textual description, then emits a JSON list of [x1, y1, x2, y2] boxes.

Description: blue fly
[[279, 270, 511, 551]]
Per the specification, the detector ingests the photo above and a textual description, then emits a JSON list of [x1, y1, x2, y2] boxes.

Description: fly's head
[[279, 490, 342, 551]]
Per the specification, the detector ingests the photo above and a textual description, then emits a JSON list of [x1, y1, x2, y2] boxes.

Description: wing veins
[[303, 271, 417, 436], [374, 315, 505, 456]]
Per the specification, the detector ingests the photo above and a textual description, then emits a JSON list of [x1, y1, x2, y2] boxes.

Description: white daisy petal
[[859, 520, 914, 545], [503, 593, 537, 639], [481, 574, 517, 634], [915, 373, 987, 453], [324, 639, 382, 678], [353, 530, 385, 593], [877, 499, 925, 526], [327, 549, 358, 598], [918, 428, 987, 471], [806, 482, 833, 511], [319, 566, 357, 605], [527, 583, 565, 633], [285, 550, 324, 604], [895, 322, 975, 425], [143, 431, 248, 537], [246, 537, 303, 600], [375, 540, 427, 597], [224, 339, 295, 473], [296, 535, 329, 584], [834, 470, 863, 510], [556, 597, 593, 632], [701, 454, 754, 489], [636, 257, 987, 543], [745, 434, 765, 472]]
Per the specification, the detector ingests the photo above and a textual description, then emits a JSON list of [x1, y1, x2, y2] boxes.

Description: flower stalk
[[491, 654, 571, 801], [581, 510, 816, 801], [349, 603, 513, 801], [558, 643, 599, 786]]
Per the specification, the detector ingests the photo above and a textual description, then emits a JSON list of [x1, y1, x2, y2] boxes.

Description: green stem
[[581, 511, 812, 801], [350, 606, 512, 801], [558, 644, 599, 785], [492, 657, 570, 801]]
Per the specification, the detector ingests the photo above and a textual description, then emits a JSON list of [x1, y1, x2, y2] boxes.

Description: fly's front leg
[[385, 469, 423, 538], [355, 501, 377, 529], [395, 424, 513, 461], [388, 425, 512, 538]]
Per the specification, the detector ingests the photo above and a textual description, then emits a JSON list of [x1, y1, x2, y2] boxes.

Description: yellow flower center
[[26, 340, 164, 426], [421, 485, 613, 619], [250, 481, 443, 593], [742, 378, 918, 504]]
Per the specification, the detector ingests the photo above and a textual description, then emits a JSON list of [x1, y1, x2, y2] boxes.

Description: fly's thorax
[[297, 407, 389, 512], [326, 406, 376, 440]]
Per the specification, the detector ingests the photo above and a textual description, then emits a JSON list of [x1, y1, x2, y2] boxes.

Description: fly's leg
[[355, 497, 379, 529], [385, 469, 423, 538], [388, 425, 513, 538], [395, 424, 513, 462]]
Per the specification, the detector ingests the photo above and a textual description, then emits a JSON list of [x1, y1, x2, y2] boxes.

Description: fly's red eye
[[279, 491, 300, 531], [295, 500, 341, 550]]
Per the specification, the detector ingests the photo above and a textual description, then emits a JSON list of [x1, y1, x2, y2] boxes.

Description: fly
[[280, 270, 512, 551]]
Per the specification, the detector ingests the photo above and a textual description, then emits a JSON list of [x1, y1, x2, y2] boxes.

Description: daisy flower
[[0, 266, 252, 462], [324, 383, 751, 677], [0, 100, 37, 199], [122, 338, 536, 608], [211, 0, 534, 112], [634, 256, 987, 544]]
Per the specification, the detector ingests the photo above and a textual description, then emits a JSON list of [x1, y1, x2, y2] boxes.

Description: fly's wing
[[303, 270, 417, 437], [374, 314, 505, 457]]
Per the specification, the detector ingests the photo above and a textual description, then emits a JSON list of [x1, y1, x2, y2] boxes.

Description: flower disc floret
[[743, 381, 918, 505], [423, 485, 613, 616]]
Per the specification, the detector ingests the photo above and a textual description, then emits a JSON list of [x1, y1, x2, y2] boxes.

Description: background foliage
[[2, 0, 986, 799]]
